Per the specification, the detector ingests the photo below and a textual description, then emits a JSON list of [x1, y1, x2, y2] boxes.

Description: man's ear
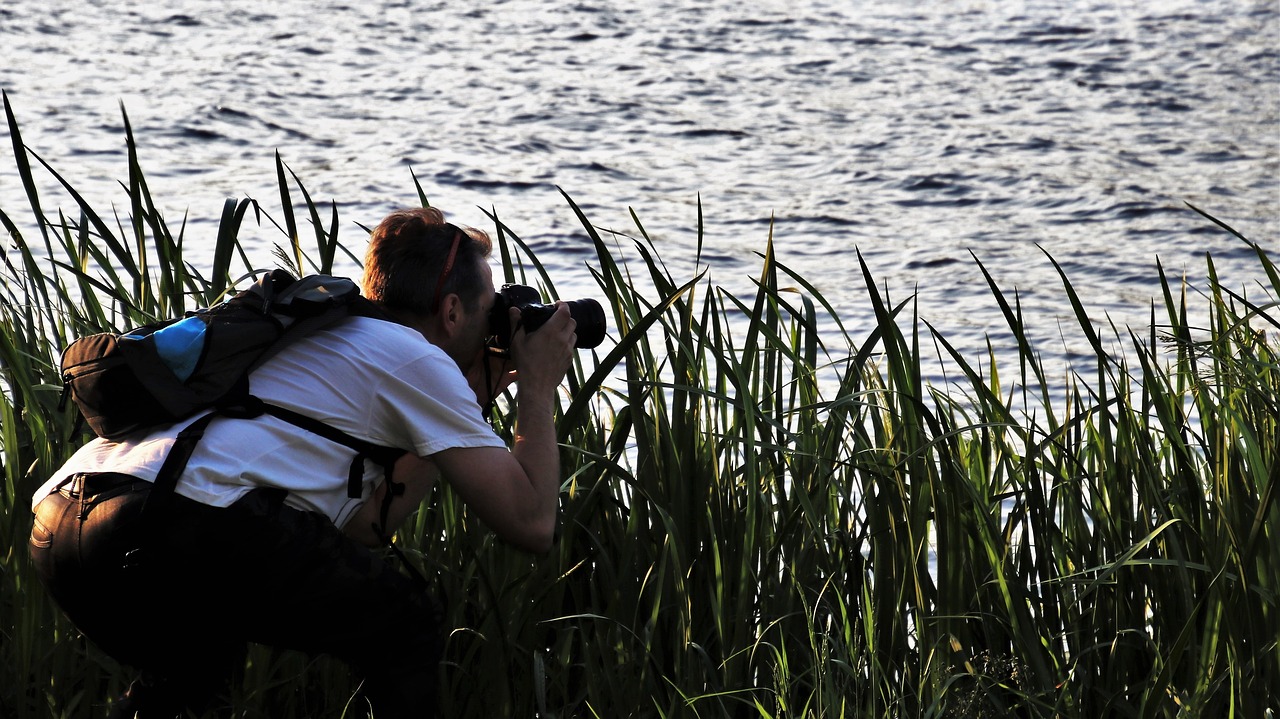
[[436, 292, 464, 338]]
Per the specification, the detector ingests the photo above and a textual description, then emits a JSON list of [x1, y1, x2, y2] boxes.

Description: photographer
[[28, 207, 578, 718]]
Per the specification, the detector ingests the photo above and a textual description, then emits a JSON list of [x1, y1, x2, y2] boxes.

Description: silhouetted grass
[[2, 94, 1276, 718]]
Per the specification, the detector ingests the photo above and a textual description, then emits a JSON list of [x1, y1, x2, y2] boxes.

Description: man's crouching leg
[[226, 490, 446, 719]]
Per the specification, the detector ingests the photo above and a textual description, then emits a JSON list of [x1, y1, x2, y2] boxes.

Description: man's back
[[36, 316, 503, 527]]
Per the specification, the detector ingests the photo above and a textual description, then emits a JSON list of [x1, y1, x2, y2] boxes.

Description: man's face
[[449, 259, 496, 372]]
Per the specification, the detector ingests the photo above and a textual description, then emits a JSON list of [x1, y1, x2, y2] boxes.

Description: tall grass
[[2, 95, 1276, 718]]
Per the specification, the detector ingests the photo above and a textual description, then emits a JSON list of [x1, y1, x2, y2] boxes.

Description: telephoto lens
[[489, 284, 606, 349]]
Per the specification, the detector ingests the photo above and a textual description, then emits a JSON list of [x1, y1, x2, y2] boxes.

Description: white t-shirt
[[34, 316, 506, 528]]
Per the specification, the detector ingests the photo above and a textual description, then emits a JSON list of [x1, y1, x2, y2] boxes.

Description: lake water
[[2, 0, 1277, 385]]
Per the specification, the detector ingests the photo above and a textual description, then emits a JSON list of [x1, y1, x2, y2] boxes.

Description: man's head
[[363, 208, 496, 368], [362, 207, 494, 318]]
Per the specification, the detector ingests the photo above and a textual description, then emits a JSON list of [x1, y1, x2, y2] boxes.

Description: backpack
[[58, 269, 408, 540]]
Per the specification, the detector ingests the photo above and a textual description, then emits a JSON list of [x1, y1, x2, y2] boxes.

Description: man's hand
[[464, 303, 575, 406], [508, 303, 577, 400]]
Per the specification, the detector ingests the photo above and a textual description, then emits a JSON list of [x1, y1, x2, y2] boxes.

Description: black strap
[[140, 398, 404, 519], [260, 402, 405, 499], [139, 410, 221, 519]]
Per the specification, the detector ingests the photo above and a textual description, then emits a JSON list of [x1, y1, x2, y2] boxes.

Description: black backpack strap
[[140, 399, 404, 512], [259, 402, 405, 497], [348, 296, 397, 323], [138, 410, 221, 519]]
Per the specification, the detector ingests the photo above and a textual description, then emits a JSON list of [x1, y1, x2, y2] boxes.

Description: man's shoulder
[[341, 314, 416, 335], [325, 315, 424, 348], [306, 316, 452, 369]]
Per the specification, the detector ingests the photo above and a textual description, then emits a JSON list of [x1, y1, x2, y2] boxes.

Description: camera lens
[[517, 299, 606, 349], [488, 284, 607, 349], [565, 298, 605, 349]]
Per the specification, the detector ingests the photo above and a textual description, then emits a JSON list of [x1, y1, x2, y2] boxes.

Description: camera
[[488, 284, 606, 349]]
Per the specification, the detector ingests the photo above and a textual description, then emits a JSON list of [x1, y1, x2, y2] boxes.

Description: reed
[[2, 95, 1276, 718]]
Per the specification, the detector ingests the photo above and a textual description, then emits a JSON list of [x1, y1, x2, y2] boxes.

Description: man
[[28, 206, 577, 717]]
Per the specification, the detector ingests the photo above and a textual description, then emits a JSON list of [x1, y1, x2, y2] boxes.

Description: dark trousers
[[29, 473, 443, 718]]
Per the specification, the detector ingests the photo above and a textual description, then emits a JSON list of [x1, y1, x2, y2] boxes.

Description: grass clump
[[2, 95, 1277, 718]]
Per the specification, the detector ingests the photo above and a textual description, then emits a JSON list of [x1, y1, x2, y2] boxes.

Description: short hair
[[362, 208, 493, 315]]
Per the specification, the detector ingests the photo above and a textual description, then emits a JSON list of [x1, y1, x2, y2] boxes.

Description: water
[[2, 0, 1277, 385]]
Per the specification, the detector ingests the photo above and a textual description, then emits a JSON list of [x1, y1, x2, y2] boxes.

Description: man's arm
[[345, 303, 576, 552], [432, 303, 576, 552]]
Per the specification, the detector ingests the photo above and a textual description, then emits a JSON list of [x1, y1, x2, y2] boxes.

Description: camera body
[[489, 284, 606, 349]]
